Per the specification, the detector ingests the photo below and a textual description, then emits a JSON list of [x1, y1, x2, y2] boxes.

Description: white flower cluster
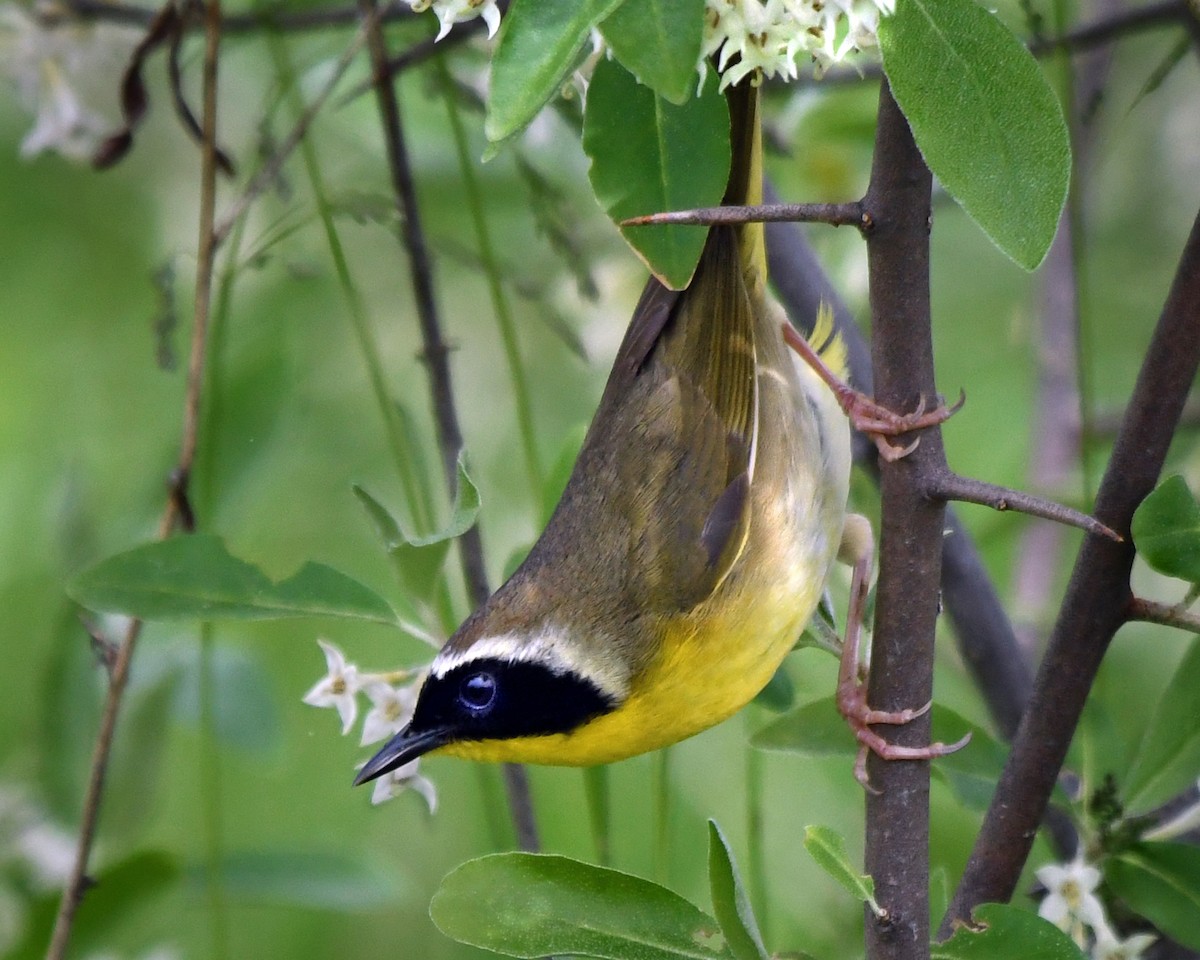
[[1036, 857, 1156, 960], [0, 2, 134, 161], [703, 0, 894, 89], [303, 640, 437, 811], [404, 0, 501, 42]]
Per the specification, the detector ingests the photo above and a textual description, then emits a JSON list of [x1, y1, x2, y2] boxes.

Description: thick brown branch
[[926, 470, 1119, 541], [357, 1, 539, 853], [622, 202, 868, 230], [941, 203, 1200, 934], [861, 83, 941, 960]]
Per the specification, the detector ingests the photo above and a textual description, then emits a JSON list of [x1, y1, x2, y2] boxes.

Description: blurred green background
[[2, 5, 1199, 959]]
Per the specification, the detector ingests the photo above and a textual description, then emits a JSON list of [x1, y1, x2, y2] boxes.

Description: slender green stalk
[[437, 57, 544, 513], [475, 765, 514, 850], [197, 625, 230, 960], [264, 28, 431, 536], [745, 739, 769, 944], [652, 748, 672, 883], [582, 766, 611, 866]]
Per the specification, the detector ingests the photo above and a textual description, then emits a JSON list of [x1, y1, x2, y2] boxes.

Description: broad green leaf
[[802, 826, 881, 916], [752, 663, 795, 712], [1107, 843, 1200, 949], [354, 455, 481, 603], [1123, 635, 1200, 813], [432, 853, 733, 959], [583, 58, 730, 289], [1132, 475, 1200, 584], [487, 0, 628, 142], [68, 534, 398, 625], [931, 904, 1086, 959], [751, 696, 854, 757], [173, 646, 280, 752], [879, 0, 1070, 270], [191, 851, 406, 912], [601, 0, 706, 105], [707, 822, 768, 960]]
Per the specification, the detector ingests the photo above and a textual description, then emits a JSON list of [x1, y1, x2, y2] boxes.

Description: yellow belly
[[438, 551, 826, 767]]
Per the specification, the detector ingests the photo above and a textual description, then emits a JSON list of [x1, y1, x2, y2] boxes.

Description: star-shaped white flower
[[359, 678, 418, 746], [1036, 857, 1107, 947], [369, 759, 438, 812], [302, 640, 361, 735]]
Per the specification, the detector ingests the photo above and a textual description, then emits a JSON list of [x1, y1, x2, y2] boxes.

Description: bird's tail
[[723, 79, 848, 382]]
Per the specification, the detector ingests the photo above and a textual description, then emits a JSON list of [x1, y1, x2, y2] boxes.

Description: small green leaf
[[802, 826, 881, 916], [354, 455, 481, 603], [1123, 635, 1200, 813], [751, 696, 854, 757], [583, 58, 730, 289], [487, 0, 628, 142], [191, 851, 406, 912], [1107, 843, 1200, 949], [69, 534, 399, 625], [879, 0, 1070, 270], [432, 853, 733, 960], [931, 903, 1086, 959], [1132, 475, 1200, 584], [601, 0, 706, 105], [752, 663, 795, 712], [707, 822, 768, 960]]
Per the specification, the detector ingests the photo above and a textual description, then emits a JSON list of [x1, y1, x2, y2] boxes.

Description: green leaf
[[879, 0, 1070, 270], [583, 58, 730, 289], [802, 825, 881, 916], [431, 853, 733, 959], [931, 903, 1086, 959], [1132, 475, 1200, 584], [601, 0, 706, 105], [68, 534, 398, 625], [707, 822, 768, 960], [191, 850, 406, 912], [1108, 843, 1200, 949], [354, 455, 481, 604], [487, 0, 628, 142], [751, 696, 854, 757], [751, 663, 795, 712], [1123, 635, 1200, 813]]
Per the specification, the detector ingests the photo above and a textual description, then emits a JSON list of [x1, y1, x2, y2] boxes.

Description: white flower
[[1092, 931, 1157, 960], [359, 678, 419, 746], [1036, 857, 1108, 947], [369, 759, 438, 812], [302, 640, 361, 735], [702, 0, 893, 89], [406, 0, 501, 42], [0, 3, 134, 161]]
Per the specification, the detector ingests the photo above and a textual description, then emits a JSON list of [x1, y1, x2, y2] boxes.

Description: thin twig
[[357, 0, 540, 853], [621, 201, 867, 230], [1128, 596, 1200, 634], [213, 26, 367, 246], [55, 0, 414, 32], [926, 470, 1120, 541], [45, 4, 224, 959], [940, 202, 1200, 936], [862, 82, 941, 960]]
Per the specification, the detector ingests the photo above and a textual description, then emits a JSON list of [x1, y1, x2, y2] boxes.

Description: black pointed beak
[[353, 724, 455, 786]]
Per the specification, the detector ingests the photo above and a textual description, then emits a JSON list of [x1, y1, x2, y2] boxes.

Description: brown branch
[[357, 0, 540, 853], [1128, 596, 1200, 634], [45, 4, 224, 959], [940, 203, 1200, 935], [621, 201, 868, 230], [861, 83, 941, 960], [925, 470, 1119, 541]]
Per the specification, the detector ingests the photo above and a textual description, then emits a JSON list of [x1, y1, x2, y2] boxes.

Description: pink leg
[[782, 324, 964, 462], [835, 516, 972, 790]]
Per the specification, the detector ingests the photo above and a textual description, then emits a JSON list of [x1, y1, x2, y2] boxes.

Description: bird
[[355, 77, 961, 788]]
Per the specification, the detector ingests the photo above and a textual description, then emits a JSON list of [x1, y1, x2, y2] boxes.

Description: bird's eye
[[458, 671, 497, 713]]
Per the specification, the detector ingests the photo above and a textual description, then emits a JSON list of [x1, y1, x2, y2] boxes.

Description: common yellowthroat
[[355, 78, 947, 786]]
